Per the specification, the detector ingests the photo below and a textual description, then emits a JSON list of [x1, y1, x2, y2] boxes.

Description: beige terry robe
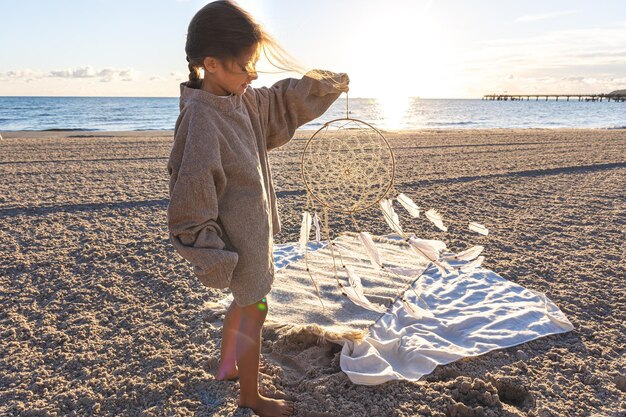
[[167, 70, 349, 306]]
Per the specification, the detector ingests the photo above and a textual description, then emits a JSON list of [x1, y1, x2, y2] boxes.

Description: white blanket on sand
[[339, 263, 574, 385], [263, 235, 574, 385]]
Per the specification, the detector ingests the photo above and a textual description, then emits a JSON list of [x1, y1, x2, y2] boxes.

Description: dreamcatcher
[[298, 93, 489, 315]]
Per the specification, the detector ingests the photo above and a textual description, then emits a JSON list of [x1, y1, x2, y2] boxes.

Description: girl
[[167, 1, 348, 416]]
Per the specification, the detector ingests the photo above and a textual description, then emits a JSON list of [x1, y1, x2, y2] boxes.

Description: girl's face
[[202, 45, 259, 96]]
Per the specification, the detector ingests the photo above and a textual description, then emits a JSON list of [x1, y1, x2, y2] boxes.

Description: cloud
[[0, 69, 47, 81], [517, 10, 579, 22], [465, 24, 626, 73], [457, 23, 626, 96], [146, 72, 186, 83], [169, 71, 186, 80], [50, 66, 98, 78], [49, 66, 136, 81], [0, 66, 138, 83], [0, 66, 189, 90], [97, 68, 118, 80]]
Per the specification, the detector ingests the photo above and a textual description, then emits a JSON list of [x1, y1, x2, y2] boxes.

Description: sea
[[0, 96, 624, 132]]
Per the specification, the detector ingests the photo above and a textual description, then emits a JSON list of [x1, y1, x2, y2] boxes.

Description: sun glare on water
[[375, 94, 412, 130]]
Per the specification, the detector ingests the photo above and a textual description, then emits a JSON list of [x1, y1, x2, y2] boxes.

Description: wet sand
[[1, 128, 625, 416]]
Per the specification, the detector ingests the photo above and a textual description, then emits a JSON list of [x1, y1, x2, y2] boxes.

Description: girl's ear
[[203, 57, 219, 74]]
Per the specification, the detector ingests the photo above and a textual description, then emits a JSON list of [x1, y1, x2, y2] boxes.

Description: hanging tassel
[[380, 198, 403, 236], [425, 209, 448, 232], [341, 266, 387, 313], [469, 222, 489, 236], [299, 211, 312, 250], [358, 231, 382, 269], [397, 193, 420, 217]]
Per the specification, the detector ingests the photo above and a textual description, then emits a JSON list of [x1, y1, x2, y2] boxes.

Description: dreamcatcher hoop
[[300, 94, 396, 214]]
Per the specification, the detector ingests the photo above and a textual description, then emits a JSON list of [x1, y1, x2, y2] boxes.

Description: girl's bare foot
[[240, 395, 294, 417], [215, 362, 238, 381]]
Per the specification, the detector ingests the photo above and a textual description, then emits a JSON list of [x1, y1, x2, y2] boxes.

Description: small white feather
[[299, 211, 312, 250], [342, 267, 387, 313], [380, 199, 404, 236], [408, 237, 446, 262], [455, 245, 484, 261], [402, 298, 434, 319], [358, 231, 382, 269], [425, 209, 448, 232], [469, 222, 489, 236], [460, 256, 485, 272], [396, 193, 420, 217], [313, 212, 322, 243], [407, 238, 453, 274]]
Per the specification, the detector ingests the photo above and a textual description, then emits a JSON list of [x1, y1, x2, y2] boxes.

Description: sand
[[1, 128, 625, 417]]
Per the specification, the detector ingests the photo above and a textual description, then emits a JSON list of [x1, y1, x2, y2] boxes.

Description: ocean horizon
[[1, 95, 624, 132]]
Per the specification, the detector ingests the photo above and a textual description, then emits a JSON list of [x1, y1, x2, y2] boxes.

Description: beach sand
[[1, 128, 625, 416]]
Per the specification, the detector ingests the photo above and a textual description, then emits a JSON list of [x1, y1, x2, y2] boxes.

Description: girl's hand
[[334, 72, 350, 93], [307, 70, 349, 92]]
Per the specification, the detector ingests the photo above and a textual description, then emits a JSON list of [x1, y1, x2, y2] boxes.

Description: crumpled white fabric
[[340, 263, 574, 385]]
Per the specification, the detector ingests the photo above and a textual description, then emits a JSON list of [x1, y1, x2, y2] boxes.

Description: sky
[[0, 0, 625, 98]]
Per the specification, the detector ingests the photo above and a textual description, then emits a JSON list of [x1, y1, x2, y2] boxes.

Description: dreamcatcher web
[[299, 93, 490, 316], [302, 119, 394, 213]]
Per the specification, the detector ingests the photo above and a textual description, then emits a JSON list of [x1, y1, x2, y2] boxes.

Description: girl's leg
[[215, 301, 241, 380], [237, 298, 294, 417]]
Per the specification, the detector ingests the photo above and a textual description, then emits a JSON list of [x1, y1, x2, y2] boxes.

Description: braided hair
[[186, 56, 204, 89]]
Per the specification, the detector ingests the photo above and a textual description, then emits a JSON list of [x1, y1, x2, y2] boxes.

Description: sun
[[350, 0, 454, 99]]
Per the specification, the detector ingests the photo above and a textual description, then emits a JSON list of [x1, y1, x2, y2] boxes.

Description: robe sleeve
[[254, 70, 349, 151]]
